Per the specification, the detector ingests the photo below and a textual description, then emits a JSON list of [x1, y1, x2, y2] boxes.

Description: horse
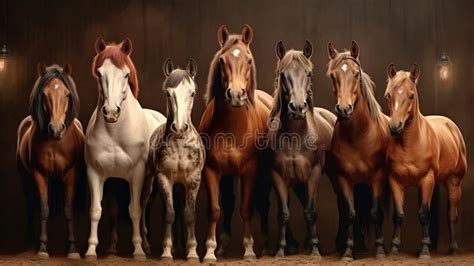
[[268, 40, 337, 257], [17, 63, 84, 259], [384, 63, 467, 259], [84, 37, 166, 260], [148, 58, 205, 262], [198, 24, 273, 262], [327, 41, 389, 260]]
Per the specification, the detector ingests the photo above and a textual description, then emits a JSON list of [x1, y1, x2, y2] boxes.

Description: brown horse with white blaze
[[17, 63, 85, 259], [385, 63, 467, 259], [199, 24, 273, 262], [327, 41, 389, 260]]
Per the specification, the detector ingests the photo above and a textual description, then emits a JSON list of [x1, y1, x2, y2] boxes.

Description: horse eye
[[219, 58, 225, 66], [330, 74, 335, 80], [307, 72, 312, 77], [96, 71, 102, 78], [125, 73, 129, 79], [248, 59, 252, 65], [409, 94, 414, 100], [191, 92, 195, 97]]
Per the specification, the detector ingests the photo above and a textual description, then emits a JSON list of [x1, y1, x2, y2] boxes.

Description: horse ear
[[303, 39, 313, 59], [37, 62, 47, 77], [63, 63, 72, 76], [275, 40, 286, 60], [410, 63, 420, 83], [327, 42, 337, 59], [217, 25, 229, 47], [95, 37, 106, 54], [350, 40, 360, 59], [186, 58, 197, 78], [121, 38, 133, 55], [163, 58, 174, 77], [387, 63, 397, 79], [242, 24, 253, 45]]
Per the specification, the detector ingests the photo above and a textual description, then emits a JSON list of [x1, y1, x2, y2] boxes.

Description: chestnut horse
[[17, 63, 84, 259], [385, 63, 467, 259], [327, 41, 389, 260], [269, 40, 337, 257], [199, 24, 272, 262], [85, 38, 166, 260]]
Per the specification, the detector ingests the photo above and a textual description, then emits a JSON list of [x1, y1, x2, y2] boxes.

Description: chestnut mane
[[92, 43, 139, 98]]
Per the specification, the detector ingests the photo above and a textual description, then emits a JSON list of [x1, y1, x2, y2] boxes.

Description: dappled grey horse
[[149, 58, 205, 262]]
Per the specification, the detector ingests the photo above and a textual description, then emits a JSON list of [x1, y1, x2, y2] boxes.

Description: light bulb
[[0, 59, 5, 71], [439, 65, 449, 80]]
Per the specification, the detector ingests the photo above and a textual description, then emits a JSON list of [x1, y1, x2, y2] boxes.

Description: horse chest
[[387, 144, 433, 185], [154, 139, 203, 182], [273, 151, 314, 184], [31, 137, 77, 176]]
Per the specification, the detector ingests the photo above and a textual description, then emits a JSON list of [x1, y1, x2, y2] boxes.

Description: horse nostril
[[288, 102, 296, 112], [183, 123, 189, 131], [116, 106, 121, 114], [303, 102, 308, 110], [101, 106, 107, 116], [225, 88, 232, 99], [60, 123, 65, 131], [48, 123, 54, 133], [335, 104, 342, 113], [348, 104, 353, 112], [170, 123, 178, 133]]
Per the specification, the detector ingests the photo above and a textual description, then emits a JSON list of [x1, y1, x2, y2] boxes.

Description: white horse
[[149, 58, 204, 262], [84, 37, 166, 260]]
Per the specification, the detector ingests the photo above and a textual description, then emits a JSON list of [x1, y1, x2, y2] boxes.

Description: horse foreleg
[[63, 168, 80, 260], [273, 170, 289, 257], [240, 168, 257, 261], [33, 171, 49, 259], [389, 176, 405, 255], [305, 166, 322, 258], [418, 172, 435, 259], [216, 175, 234, 257], [184, 178, 200, 262], [85, 168, 104, 259], [129, 167, 146, 260], [447, 177, 462, 255], [203, 166, 220, 263], [157, 173, 174, 261], [254, 174, 271, 256], [338, 176, 355, 261], [103, 182, 118, 254], [140, 174, 154, 255], [371, 171, 386, 259]]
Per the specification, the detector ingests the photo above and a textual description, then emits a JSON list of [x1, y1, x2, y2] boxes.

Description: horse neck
[[396, 100, 425, 146]]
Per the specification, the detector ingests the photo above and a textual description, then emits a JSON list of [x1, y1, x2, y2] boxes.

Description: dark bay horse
[[385, 63, 467, 259], [148, 58, 204, 262], [327, 41, 389, 260], [17, 63, 85, 259], [268, 40, 337, 257], [198, 24, 273, 262]]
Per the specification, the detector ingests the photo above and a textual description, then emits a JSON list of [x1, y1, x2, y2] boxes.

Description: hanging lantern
[[436, 52, 452, 81], [0, 44, 11, 71]]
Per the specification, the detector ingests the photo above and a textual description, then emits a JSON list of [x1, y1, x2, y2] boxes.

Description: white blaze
[[54, 84, 59, 90], [395, 101, 399, 110], [341, 64, 348, 72], [232, 49, 240, 58]]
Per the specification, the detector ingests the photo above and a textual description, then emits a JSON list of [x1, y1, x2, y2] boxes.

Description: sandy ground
[[1, 251, 474, 265]]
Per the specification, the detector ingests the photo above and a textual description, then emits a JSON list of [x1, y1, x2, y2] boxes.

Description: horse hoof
[[375, 252, 386, 259], [37, 251, 49, 259], [186, 256, 200, 264], [243, 254, 257, 261], [67, 252, 81, 260], [341, 255, 353, 262], [106, 247, 117, 254], [85, 254, 97, 261], [134, 254, 147, 261], [390, 246, 399, 256], [418, 254, 431, 260], [310, 253, 322, 260], [160, 256, 173, 263], [203, 258, 217, 264], [261, 248, 271, 257], [275, 248, 285, 257], [216, 248, 225, 257]]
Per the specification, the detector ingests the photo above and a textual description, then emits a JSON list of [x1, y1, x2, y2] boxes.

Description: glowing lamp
[[436, 52, 452, 80], [0, 44, 11, 71]]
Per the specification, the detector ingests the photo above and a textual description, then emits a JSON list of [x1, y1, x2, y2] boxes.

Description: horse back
[[427, 116, 467, 178]]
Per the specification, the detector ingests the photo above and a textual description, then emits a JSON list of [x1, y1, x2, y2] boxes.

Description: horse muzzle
[[288, 101, 308, 120], [225, 88, 247, 107], [335, 104, 353, 120], [48, 122, 66, 139], [389, 121, 404, 136], [101, 105, 121, 123], [170, 122, 189, 138]]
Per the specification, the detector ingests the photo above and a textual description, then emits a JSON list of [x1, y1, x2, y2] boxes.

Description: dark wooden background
[[0, 0, 473, 258]]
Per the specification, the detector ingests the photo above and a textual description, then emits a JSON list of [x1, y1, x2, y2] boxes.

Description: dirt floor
[[1, 251, 474, 265]]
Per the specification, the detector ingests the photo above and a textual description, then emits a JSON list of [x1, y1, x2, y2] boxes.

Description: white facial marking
[[232, 48, 240, 58], [341, 64, 348, 72], [397, 89, 403, 94], [395, 101, 399, 110], [98, 59, 130, 103], [54, 84, 59, 90], [170, 79, 195, 131]]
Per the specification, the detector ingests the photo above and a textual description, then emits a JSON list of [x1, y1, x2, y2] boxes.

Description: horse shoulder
[[17, 116, 33, 152], [17, 116, 34, 170], [255, 89, 273, 110]]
